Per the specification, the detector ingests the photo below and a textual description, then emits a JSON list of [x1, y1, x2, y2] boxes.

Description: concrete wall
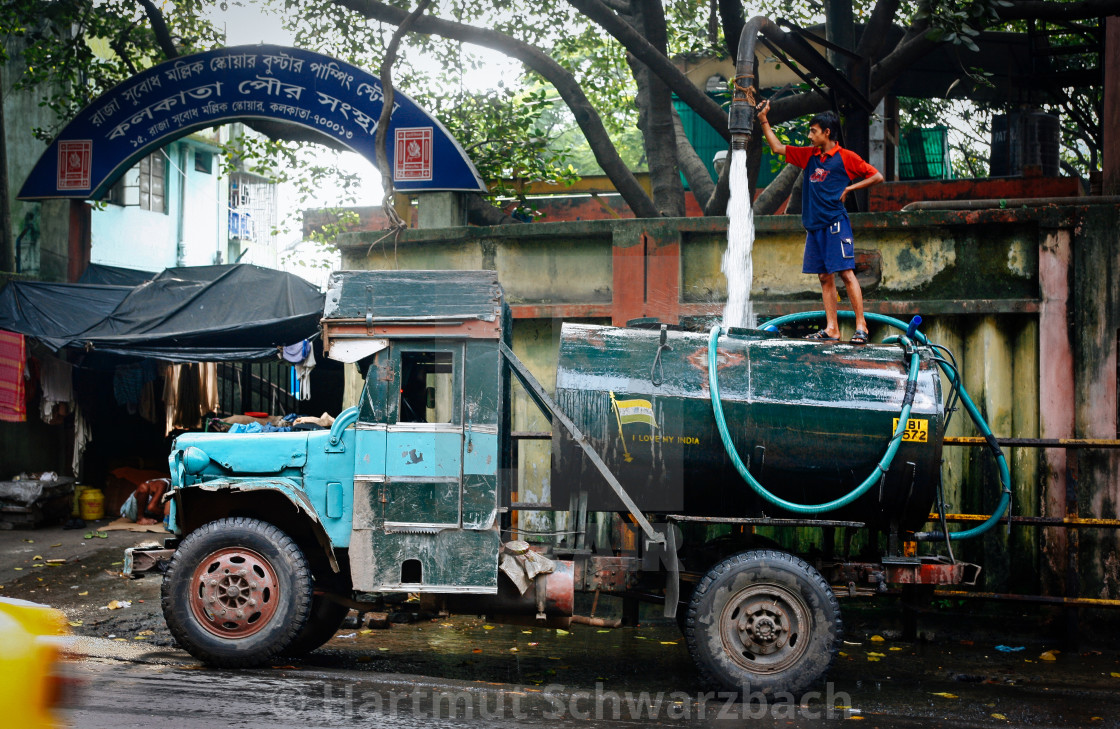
[[337, 203, 1120, 599]]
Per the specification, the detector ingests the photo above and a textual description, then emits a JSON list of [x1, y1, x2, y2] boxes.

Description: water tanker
[[130, 270, 1006, 699], [552, 323, 944, 532]]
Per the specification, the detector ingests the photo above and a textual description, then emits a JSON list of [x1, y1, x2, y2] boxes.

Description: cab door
[[382, 343, 463, 530]]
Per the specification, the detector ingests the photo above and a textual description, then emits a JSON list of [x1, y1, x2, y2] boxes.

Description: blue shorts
[[802, 217, 855, 274]]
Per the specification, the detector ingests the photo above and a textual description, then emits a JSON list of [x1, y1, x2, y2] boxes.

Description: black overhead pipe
[[728, 16, 777, 148]]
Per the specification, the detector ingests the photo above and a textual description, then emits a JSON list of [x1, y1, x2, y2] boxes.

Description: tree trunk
[[629, 0, 683, 217], [673, 107, 715, 207], [0, 82, 12, 272], [753, 163, 799, 215], [704, 160, 731, 216]]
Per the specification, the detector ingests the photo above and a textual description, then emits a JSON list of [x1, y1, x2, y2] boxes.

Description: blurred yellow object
[[0, 597, 75, 729], [78, 488, 104, 521]]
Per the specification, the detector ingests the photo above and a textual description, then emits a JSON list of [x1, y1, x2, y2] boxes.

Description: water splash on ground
[[721, 148, 756, 329]]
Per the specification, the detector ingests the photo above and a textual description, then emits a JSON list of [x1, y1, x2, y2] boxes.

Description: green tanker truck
[[127, 269, 1006, 697]]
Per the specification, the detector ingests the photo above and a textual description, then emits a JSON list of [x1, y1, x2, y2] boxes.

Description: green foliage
[[917, 0, 1013, 52], [0, 0, 222, 140]]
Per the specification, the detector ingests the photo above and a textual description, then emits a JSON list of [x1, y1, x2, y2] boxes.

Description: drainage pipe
[[728, 16, 779, 147], [901, 195, 1120, 212]]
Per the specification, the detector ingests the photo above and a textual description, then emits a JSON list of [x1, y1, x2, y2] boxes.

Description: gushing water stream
[[721, 148, 755, 329]]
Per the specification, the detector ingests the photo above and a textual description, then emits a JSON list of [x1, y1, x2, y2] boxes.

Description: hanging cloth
[[0, 329, 26, 423]]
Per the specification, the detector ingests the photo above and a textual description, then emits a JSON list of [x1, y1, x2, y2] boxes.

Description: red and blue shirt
[[784, 144, 879, 231]]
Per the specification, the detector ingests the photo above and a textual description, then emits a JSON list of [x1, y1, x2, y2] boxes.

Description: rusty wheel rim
[[720, 582, 810, 675], [188, 547, 280, 639]]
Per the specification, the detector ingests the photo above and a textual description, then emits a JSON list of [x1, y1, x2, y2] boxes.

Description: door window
[[398, 351, 455, 423]]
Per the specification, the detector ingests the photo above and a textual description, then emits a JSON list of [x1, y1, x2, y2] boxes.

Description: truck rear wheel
[[161, 517, 313, 667], [684, 550, 840, 698]]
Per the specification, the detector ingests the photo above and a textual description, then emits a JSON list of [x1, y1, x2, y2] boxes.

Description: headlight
[[182, 446, 210, 475]]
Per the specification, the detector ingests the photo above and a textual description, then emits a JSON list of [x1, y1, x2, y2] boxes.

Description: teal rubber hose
[[707, 324, 920, 514], [754, 310, 1012, 541]]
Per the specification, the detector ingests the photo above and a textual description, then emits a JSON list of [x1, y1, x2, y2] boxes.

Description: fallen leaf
[[24, 539, 33, 543], [13, 567, 22, 571], [868, 652, 886, 657], [597, 629, 610, 633], [509, 647, 518, 653], [483, 625, 494, 630], [866, 657, 880, 662], [33, 555, 42, 560], [660, 641, 678, 645], [848, 716, 865, 721], [838, 651, 849, 658], [472, 648, 482, 654], [134, 636, 148, 640], [359, 629, 372, 635], [46, 559, 66, 564], [889, 647, 904, 651], [68, 621, 83, 627], [378, 647, 389, 651], [1039, 650, 1059, 661], [527, 642, 538, 647], [870, 635, 885, 642], [930, 692, 958, 699], [991, 713, 1008, 720], [521, 630, 532, 634], [555, 629, 569, 636], [50, 543, 61, 547], [1110, 672, 1120, 678], [78, 591, 88, 596]]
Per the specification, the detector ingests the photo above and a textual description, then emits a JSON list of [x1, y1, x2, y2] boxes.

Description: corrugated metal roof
[[323, 270, 503, 322]]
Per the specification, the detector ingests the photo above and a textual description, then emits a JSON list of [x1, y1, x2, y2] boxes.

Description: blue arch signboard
[[19, 45, 486, 200]]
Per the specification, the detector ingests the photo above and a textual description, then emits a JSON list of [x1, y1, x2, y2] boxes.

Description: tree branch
[[855, 0, 902, 59], [997, 0, 1120, 20], [752, 163, 800, 215], [333, 0, 658, 218], [375, 0, 432, 230], [568, 0, 731, 141], [717, 0, 745, 60], [137, 0, 178, 58], [672, 105, 715, 206]]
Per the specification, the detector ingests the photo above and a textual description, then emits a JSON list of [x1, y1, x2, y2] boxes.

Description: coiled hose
[[708, 311, 1010, 540]]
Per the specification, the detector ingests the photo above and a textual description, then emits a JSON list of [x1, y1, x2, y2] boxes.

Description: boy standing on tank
[[755, 103, 883, 343]]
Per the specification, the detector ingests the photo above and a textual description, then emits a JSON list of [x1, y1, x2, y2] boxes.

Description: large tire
[[161, 517, 313, 667], [684, 550, 840, 698], [281, 569, 351, 657]]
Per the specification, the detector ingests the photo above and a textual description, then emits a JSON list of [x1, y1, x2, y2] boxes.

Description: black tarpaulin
[[0, 264, 324, 362], [77, 263, 157, 287], [0, 281, 132, 350]]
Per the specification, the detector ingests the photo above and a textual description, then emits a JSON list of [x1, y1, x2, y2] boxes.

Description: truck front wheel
[[161, 517, 313, 667], [684, 550, 840, 698]]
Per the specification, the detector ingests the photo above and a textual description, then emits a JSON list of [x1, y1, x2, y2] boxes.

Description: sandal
[[850, 329, 869, 344], [804, 330, 839, 341]]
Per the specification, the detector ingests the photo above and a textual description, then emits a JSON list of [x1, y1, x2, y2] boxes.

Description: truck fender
[[190, 478, 339, 573]]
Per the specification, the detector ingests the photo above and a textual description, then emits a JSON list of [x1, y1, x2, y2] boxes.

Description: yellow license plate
[[893, 418, 928, 443]]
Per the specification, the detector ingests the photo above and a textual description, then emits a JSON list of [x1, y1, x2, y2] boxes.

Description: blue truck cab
[[156, 271, 512, 666]]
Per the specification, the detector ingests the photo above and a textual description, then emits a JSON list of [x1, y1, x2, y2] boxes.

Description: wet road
[[5, 528, 1119, 728], [61, 615, 1120, 728]]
